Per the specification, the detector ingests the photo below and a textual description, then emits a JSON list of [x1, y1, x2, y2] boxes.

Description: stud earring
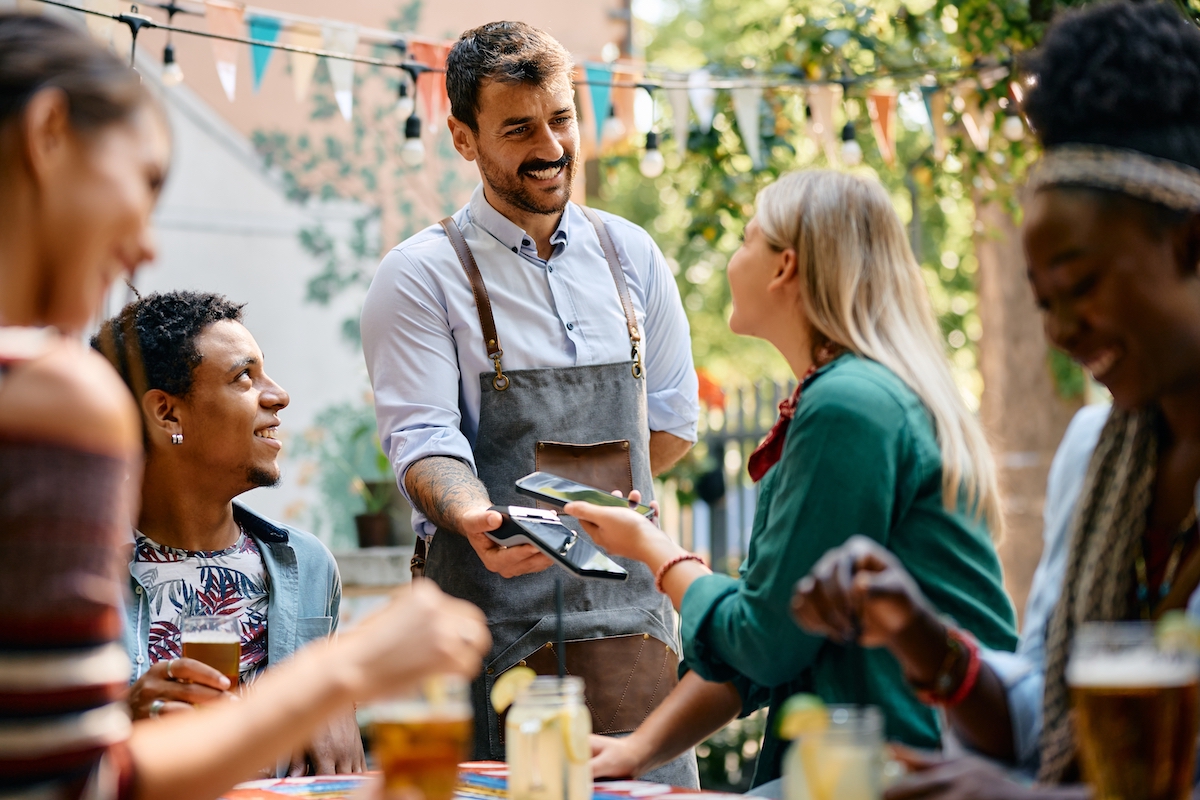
[[171, 433, 183, 445]]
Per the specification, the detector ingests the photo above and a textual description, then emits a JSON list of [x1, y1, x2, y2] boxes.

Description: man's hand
[[287, 704, 365, 776], [406, 457, 552, 577], [460, 506, 553, 578], [128, 658, 234, 719]]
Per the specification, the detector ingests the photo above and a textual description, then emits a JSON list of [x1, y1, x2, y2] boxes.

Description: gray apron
[[422, 210, 698, 788]]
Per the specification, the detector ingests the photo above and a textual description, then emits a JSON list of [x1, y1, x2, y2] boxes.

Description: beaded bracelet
[[654, 552, 705, 593], [912, 626, 981, 708]]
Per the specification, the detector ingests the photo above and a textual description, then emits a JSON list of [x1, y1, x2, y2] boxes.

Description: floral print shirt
[[131, 529, 270, 684]]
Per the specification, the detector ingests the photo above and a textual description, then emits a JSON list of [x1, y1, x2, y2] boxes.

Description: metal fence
[[659, 378, 797, 575]]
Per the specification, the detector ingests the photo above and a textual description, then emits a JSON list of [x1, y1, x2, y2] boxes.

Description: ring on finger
[[149, 698, 166, 718], [166, 658, 177, 681]]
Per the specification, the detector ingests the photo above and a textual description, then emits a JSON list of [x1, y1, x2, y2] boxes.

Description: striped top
[[0, 332, 137, 798]]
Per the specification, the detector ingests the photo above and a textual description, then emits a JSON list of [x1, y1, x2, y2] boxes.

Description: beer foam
[[183, 631, 240, 644], [1067, 650, 1199, 688]]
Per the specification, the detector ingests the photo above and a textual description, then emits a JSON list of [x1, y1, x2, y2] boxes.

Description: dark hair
[[91, 291, 244, 400], [0, 14, 151, 134], [446, 21, 573, 131], [1021, 1, 1200, 169]]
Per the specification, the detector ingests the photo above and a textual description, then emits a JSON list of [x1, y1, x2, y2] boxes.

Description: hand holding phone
[[485, 506, 628, 581], [515, 472, 657, 519]]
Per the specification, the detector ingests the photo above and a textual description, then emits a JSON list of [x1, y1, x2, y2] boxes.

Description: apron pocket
[[535, 439, 634, 505]]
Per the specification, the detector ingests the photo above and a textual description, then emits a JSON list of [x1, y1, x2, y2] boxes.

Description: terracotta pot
[[354, 512, 393, 548]]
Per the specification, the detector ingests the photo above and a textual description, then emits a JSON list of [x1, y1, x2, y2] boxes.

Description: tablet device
[[515, 471, 656, 519], [485, 505, 628, 581]]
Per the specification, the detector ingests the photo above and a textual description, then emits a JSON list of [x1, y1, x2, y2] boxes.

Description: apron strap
[[580, 207, 645, 379], [440, 218, 509, 391]]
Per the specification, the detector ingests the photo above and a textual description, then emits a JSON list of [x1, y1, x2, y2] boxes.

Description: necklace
[[1136, 505, 1198, 619]]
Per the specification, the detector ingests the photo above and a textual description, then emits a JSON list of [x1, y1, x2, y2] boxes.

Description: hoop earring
[[171, 433, 184, 445]]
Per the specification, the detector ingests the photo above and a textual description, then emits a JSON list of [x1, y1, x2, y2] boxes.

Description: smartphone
[[486, 505, 628, 581], [515, 471, 656, 519]]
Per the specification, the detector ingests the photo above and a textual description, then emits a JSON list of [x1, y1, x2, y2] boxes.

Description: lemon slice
[[560, 705, 592, 764], [776, 694, 829, 741], [491, 666, 537, 714]]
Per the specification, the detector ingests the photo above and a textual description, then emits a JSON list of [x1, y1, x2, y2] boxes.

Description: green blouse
[[680, 354, 1017, 784]]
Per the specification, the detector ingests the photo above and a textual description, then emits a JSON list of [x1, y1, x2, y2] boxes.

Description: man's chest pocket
[[296, 616, 334, 647]]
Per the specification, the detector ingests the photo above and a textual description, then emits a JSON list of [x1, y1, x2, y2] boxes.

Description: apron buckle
[[491, 350, 510, 391], [630, 342, 644, 379]]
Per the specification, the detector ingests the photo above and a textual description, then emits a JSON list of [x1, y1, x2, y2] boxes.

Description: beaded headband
[[1026, 144, 1200, 211]]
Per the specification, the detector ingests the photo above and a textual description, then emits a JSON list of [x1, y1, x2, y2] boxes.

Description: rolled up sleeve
[[640, 236, 699, 442], [361, 246, 476, 536]]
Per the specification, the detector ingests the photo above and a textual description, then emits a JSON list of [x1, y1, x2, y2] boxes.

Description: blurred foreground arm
[[129, 581, 489, 800]]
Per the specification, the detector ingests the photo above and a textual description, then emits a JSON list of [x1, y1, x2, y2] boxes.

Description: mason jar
[[505, 676, 591, 800]]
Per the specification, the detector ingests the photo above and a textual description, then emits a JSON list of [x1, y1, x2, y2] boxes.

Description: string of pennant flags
[[26, 0, 1024, 173]]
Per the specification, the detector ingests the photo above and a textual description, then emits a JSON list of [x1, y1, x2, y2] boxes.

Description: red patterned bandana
[[747, 364, 818, 483]]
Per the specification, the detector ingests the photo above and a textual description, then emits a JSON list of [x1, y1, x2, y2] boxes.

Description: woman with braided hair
[[790, 2, 1200, 799]]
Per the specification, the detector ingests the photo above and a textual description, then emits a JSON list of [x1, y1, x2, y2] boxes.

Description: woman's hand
[[128, 658, 234, 720], [590, 733, 648, 780], [883, 747, 1076, 800], [334, 580, 490, 703], [790, 535, 934, 648], [565, 493, 680, 568]]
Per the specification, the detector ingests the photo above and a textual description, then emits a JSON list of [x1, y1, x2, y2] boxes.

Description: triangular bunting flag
[[584, 63, 613, 146], [248, 16, 282, 93], [322, 23, 358, 121], [866, 88, 897, 166], [688, 70, 715, 134], [667, 81, 690, 154], [731, 85, 764, 169], [807, 83, 842, 164], [205, 0, 244, 103], [409, 41, 451, 134], [960, 86, 992, 152], [920, 85, 947, 162], [287, 25, 322, 103]]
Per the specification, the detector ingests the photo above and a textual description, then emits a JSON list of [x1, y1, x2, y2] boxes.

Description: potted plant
[[350, 444, 395, 548]]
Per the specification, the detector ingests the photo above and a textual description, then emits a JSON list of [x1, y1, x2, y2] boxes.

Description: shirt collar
[[468, 183, 573, 258], [233, 502, 289, 544]]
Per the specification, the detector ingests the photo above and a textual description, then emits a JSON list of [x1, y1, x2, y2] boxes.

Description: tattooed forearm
[[405, 456, 492, 534]]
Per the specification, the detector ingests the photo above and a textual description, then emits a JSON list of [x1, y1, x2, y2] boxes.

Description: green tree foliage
[[592, 0, 1103, 393]]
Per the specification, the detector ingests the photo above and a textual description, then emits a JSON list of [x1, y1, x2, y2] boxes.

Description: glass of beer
[[366, 675, 473, 800], [181, 615, 241, 685], [1068, 621, 1200, 800], [506, 676, 590, 800], [782, 705, 883, 800]]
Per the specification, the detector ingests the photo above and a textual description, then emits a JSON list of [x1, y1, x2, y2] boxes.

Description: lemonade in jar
[[504, 676, 591, 800], [780, 701, 883, 800]]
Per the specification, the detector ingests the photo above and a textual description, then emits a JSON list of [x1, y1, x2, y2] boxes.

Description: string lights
[[28, 0, 1018, 174]]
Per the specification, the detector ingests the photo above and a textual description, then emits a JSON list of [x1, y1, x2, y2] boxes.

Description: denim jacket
[[123, 502, 342, 683]]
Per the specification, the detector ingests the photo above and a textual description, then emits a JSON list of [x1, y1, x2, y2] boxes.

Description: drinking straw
[[555, 576, 565, 678]]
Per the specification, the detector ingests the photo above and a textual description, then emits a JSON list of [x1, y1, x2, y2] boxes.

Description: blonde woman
[[574, 169, 1017, 790]]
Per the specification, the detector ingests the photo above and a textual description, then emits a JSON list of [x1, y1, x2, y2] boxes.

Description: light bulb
[[602, 110, 626, 146], [640, 132, 665, 178], [162, 42, 184, 87], [1002, 115, 1025, 142], [840, 122, 863, 166], [400, 114, 425, 167], [395, 82, 415, 120]]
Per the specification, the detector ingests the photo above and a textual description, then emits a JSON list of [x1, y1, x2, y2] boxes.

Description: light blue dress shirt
[[361, 184, 699, 539], [979, 403, 1200, 775]]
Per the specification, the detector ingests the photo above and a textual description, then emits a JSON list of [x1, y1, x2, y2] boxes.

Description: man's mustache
[[519, 154, 573, 175]]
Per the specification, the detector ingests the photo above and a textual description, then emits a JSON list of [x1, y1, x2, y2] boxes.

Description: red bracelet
[[913, 627, 981, 708], [654, 552, 705, 593]]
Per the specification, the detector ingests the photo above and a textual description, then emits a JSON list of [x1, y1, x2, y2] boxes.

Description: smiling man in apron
[[360, 21, 700, 787]]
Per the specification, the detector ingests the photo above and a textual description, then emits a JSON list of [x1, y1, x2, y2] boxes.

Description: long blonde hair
[[755, 169, 1002, 534]]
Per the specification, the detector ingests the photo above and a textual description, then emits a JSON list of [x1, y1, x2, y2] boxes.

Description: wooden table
[[220, 761, 734, 800]]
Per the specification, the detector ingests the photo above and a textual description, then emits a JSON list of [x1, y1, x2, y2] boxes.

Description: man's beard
[[246, 465, 280, 488], [477, 149, 576, 216]]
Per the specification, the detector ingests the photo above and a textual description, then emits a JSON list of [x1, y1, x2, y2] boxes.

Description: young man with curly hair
[[93, 291, 363, 777]]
